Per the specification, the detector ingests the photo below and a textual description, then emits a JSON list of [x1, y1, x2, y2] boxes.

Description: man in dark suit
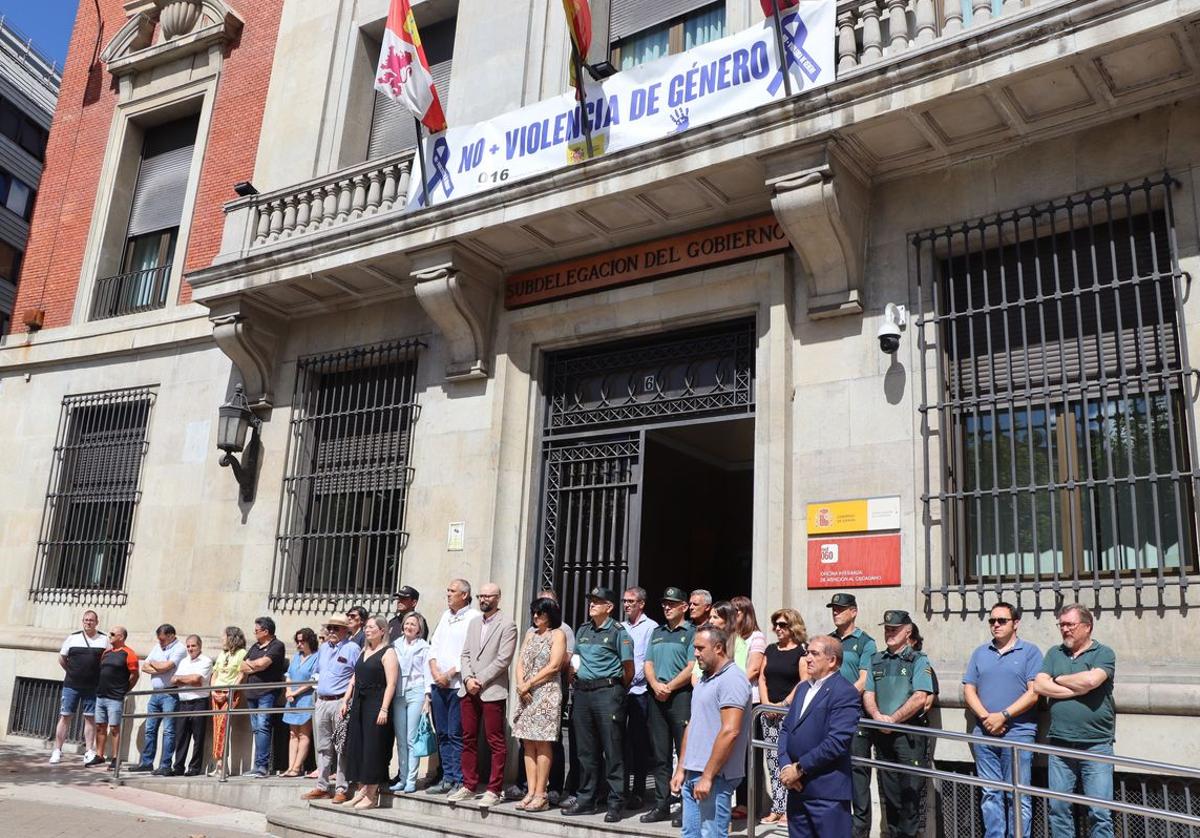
[[779, 635, 862, 838]]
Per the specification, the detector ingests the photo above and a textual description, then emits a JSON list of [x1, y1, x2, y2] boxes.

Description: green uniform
[[1040, 641, 1116, 745], [573, 618, 633, 809], [645, 621, 695, 810], [833, 626, 877, 836], [866, 645, 935, 838]]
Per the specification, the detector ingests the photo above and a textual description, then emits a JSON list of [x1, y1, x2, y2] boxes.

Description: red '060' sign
[[807, 534, 902, 589]]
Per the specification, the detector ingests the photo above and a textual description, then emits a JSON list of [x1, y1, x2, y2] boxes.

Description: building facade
[[2, 0, 1200, 802], [0, 18, 58, 337]]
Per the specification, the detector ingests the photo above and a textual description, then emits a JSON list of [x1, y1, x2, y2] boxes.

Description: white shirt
[[174, 653, 214, 701], [799, 671, 839, 720], [146, 637, 188, 690], [428, 606, 481, 690]]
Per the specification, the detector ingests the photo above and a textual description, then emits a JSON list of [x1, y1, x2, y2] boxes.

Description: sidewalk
[[0, 741, 268, 838]]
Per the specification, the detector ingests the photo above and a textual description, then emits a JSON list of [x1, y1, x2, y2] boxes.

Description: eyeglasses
[[108, 632, 118, 637], [987, 618, 1012, 626], [478, 594, 500, 600], [773, 621, 789, 629], [1057, 621, 1081, 631]]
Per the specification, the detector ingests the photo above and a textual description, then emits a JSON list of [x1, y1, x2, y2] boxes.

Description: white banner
[[406, 2, 835, 209]]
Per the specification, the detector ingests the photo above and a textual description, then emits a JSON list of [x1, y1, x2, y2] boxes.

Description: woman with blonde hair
[[209, 626, 247, 774], [757, 608, 809, 824]]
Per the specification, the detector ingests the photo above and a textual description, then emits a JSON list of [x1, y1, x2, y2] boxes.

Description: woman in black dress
[[340, 616, 398, 809], [757, 607, 809, 825]]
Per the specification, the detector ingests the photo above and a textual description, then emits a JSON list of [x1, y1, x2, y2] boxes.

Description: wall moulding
[[103, 0, 244, 80], [410, 244, 501, 382], [209, 298, 286, 411]]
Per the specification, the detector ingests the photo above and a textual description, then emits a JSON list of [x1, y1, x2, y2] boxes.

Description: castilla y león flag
[[374, 0, 447, 133], [759, 0, 799, 15], [561, 0, 592, 57]]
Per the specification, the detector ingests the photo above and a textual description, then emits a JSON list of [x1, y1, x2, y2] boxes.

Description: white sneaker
[[49, 749, 62, 764], [83, 750, 96, 763], [447, 785, 474, 802], [478, 791, 501, 808]]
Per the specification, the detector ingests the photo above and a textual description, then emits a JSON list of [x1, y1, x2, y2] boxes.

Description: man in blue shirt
[[303, 616, 361, 804], [963, 602, 1043, 838], [621, 585, 658, 809]]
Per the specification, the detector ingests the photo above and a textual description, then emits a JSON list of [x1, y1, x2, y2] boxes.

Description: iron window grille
[[31, 387, 155, 605], [543, 318, 756, 436], [272, 337, 423, 613], [7, 677, 84, 744], [916, 174, 1199, 613]]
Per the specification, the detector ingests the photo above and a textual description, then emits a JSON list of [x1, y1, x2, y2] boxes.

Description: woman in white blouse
[[390, 612, 431, 794]]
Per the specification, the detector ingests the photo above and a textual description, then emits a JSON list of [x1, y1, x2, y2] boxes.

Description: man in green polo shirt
[[563, 586, 634, 823], [828, 592, 877, 838], [1034, 602, 1117, 838], [863, 609, 934, 838], [640, 586, 696, 826]]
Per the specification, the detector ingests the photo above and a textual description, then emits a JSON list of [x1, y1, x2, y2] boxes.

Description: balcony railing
[[89, 264, 172, 320], [217, 0, 1063, 259]]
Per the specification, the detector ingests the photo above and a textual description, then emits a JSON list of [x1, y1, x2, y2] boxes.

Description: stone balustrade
[[836, 0, 1043, 70], [229, 1, 1057, 255], [246, 152, 413, 247]]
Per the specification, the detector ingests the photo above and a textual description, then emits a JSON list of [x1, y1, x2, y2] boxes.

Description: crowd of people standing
[[49, 584, 1118, 838]]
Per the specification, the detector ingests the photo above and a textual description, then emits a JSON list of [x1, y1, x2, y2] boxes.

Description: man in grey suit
[[449, 582, 518, 807]]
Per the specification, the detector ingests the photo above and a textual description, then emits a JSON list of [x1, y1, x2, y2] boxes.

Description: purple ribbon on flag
[[767, 13, 822, 97], [419, 137, 454, 206]]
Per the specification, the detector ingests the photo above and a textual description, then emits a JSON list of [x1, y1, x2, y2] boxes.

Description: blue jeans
[[245, 693, 277, 773], [974, 735, 1034, 838], [430, 685, 463, 785], [1047, 741, 1114, 838], [139, 693, 178, 768], [392, 684, 425, 789], [682, 771, 736, 838]]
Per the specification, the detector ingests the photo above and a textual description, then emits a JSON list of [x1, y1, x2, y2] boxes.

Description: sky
[[0, 0, 79, 70]]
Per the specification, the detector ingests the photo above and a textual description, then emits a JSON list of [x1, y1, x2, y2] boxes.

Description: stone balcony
[[191, 0, 1200, 389]]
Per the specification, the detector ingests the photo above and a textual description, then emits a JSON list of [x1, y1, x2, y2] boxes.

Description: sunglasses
[[108, 632, 118, 637], [773, 621, 789, 629], [987, 618, 1012, 626]]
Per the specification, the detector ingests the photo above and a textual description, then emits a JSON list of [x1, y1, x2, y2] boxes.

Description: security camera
[[877, 303, 907, 355]]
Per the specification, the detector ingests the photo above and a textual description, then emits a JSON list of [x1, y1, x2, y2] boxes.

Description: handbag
[[412, 711, 437, 758]]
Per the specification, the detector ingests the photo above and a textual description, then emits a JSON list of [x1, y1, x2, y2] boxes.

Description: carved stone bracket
[[410, 244, 501, 382], [209, 299, 285, 411], [767, 143, 871, 319]]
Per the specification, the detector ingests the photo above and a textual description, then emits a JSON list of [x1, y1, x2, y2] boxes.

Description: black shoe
[[605, 806, 622, 823], [558, 794, 578, 809], [152, 766, 175, 777], [127, 764, 152, 773], [504, 784, 527, 801], [427, 780, 454, 795], [184, 768, 202, 777], [83, 755, 106, 767], [561, 800, 597, 816], [624, 793, 643, 810], [106, 759, 117, 771], [640, 807, 672, 823]]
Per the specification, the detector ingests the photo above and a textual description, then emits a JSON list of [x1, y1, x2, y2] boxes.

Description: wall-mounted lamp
[[586, 61, 617, 81], [216, 383, 262, 503], [233, 181, 259, 197]]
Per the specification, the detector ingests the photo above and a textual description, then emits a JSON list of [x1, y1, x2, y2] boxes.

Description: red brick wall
[[12, 0, 283, 330]]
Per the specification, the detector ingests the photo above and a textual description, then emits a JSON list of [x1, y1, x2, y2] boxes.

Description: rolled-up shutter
[[126, 115, 198, 238], [610, 0, 718, 42], [367, 18, 455, 160]]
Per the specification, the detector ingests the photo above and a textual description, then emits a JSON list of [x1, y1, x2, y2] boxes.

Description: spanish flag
[[561, 0, 592, 58]]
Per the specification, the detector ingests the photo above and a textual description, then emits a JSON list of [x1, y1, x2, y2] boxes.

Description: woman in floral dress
[[511, 596, 567, 812]]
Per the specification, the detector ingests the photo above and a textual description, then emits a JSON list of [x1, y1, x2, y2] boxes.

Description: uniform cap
[[880, 609, 913, 626], [661, 587, 688, 603], [586, 586, 617, 604], [393, 586, 420, 600], [826, 593, 858, 608]]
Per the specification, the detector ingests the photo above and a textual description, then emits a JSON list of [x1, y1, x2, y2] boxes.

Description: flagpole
[[769, 0, 793, 98], [413, 117, 431, 207], [570, 42, 595, 160]]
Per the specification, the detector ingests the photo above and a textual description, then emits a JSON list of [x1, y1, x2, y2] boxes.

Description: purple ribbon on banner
[[420, 137, 454, 206], [767, 13, 822, 97]]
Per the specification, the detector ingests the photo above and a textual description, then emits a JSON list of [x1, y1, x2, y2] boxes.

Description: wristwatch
[[1001, 710, 1012, 722]]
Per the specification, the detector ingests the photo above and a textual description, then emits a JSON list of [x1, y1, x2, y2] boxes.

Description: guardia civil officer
[[862, 610, 934, 838], [562, 586, 634, 823]]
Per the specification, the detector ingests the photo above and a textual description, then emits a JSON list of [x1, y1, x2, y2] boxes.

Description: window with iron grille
[[272, 338, 423, 612], [916, 175, 1199, 610], [31, 387, 154, 604], [7, 677, 84, 744]]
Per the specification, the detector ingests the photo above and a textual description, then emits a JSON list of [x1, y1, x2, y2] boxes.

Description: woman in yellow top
[[210, 626, 247, 769]]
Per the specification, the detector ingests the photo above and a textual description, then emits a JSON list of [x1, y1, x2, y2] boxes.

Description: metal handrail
[[113, 679, 319, 784], [746, 703, 1200, 838]]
